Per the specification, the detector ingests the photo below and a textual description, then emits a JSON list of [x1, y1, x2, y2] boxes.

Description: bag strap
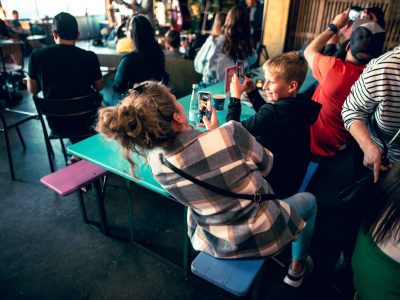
[[160, 154, 276, 203]]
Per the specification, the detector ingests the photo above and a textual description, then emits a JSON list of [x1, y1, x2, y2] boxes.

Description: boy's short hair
[[165, 30, 180, 49], [263, 51, 308, 90], [52, 12, 79, 40]]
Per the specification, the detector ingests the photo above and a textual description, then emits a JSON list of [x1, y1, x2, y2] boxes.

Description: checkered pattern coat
[[148, 121, 305, 258]]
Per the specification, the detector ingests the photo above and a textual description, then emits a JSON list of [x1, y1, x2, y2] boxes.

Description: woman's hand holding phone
[[198, 108, 219, 130]]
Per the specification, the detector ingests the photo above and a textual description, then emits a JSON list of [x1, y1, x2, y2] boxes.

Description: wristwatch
[[230, 97, 240, 105], [328, 23, 338, 33]]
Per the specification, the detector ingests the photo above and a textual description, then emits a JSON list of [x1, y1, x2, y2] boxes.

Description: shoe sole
[[283, 256, 313, 288]]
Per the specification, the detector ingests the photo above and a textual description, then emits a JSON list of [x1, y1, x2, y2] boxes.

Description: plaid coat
[[148, 121, 305, 258]]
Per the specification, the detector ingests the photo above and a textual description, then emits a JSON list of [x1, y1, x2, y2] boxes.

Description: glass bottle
[[188, 84, 199, 125]]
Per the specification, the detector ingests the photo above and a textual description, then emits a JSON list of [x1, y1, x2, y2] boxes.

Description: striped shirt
[[148, 121, 305, 258], [342, 46, 400, 163]]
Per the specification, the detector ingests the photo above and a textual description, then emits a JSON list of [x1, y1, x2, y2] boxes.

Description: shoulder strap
[[160, 154, 276, 203]]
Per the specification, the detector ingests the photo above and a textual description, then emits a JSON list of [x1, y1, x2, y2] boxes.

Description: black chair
[[33, 93, 102, 172], [0, 41, 25, 101], [0, 108, 37, 180]]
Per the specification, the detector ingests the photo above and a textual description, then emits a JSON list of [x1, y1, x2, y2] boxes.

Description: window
[[2, 0, 105, 19]]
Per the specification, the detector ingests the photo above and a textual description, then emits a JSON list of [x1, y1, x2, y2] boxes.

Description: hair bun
[[96, 105, 137, 140]]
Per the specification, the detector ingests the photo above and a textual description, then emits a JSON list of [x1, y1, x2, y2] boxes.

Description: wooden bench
[[40, 160, 109, 235], [190, 161, 320, 297]]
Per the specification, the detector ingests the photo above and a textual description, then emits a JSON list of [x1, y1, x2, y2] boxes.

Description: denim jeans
[[283, 192, 317, 261]]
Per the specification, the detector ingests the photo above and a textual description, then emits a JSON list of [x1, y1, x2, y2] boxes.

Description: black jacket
[[226, 90, 322, 198]]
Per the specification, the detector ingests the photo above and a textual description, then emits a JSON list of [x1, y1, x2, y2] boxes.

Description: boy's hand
[[198, 108, 219, 130], [243, 76, 256, 93], [332, 8, 350, 29], [230, 74, 247, 98]]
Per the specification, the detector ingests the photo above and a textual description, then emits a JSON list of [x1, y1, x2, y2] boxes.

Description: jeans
[[283, 192, 317, 261]]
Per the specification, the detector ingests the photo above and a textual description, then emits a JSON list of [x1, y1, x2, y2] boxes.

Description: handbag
[[159, 153, 276, 203]]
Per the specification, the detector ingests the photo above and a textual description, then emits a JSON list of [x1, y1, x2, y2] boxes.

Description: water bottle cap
[[192, 84, 198, 89]]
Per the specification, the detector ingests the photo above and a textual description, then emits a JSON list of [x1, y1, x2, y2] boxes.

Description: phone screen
[[198, 91, 212, 123], [236, 61, 244, 83]]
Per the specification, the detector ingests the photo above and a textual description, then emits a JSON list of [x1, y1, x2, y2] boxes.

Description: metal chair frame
[[32, 93, 102, 172], [0, 108, 37, 180]]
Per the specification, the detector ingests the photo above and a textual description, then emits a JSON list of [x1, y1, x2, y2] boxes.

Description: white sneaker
[[283, 256, 313, 288]]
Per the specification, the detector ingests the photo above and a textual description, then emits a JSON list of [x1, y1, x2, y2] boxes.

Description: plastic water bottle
[[188, 84, 199, 125]]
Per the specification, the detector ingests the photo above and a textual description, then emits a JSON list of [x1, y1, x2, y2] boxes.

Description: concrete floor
[[0, 85, 355, 300]]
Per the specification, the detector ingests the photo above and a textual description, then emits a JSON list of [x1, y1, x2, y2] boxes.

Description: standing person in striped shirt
[[333, 46, 400, 294], [342, 45, 400, 182]]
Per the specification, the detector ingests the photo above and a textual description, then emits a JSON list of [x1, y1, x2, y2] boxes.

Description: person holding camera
[[323, 6, 385, 61], [226, 52, 321, 198], [304, 9, 385, 158]]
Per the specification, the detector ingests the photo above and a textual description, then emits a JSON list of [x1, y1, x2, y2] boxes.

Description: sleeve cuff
[[229, 97, 241, 105], [247, 89, 259, 99]]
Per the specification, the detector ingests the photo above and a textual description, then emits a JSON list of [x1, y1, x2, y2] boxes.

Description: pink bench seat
[[40, 160, 109, 234], [41, 160, 107, 196]]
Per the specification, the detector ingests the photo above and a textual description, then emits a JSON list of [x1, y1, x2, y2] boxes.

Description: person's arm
[[240, 104, 276, 137], [322, 33, 339, 56], [113, 56, 129, 93], [27, 77, 39, 94], [90, 53, 104, 91], [27, 51, 40, 94], [194, 37, 212, 74], [202, 108, 219, 130], [304, 9, 349, 70], [247, 89, 265, 112], [240, 76, 265, 112], [342, 66, 388, 182], [226, 97, 241, 122], [348, 121, 385, 183], [94, 78, 105, 91], [226, 74, 247, 122]]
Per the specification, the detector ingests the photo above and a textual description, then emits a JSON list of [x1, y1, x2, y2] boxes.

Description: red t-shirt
[[310, 54, 365, 157]]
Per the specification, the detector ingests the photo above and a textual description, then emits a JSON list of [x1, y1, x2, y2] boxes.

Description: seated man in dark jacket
[[225, 52, 321, 197], [27, 12, 104, 140]]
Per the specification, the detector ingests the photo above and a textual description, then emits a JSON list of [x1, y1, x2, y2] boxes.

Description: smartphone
[[198, 91, 212, 123], [349, 9, 361, 22], [236, 61, 244, 84]]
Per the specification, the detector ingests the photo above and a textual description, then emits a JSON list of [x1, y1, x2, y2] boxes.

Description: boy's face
[[263, 69, 294, 102]]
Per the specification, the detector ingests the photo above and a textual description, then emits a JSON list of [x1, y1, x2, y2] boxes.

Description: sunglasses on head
[[129, 82, 172, 122]]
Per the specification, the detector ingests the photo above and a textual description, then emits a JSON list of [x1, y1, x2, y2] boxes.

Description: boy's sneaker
[[283, 256, 313, 288]]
